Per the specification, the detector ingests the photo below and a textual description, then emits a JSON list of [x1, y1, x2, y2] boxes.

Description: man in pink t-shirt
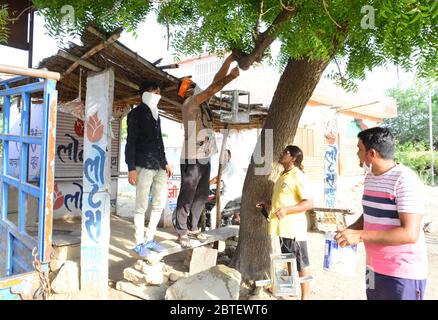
[[335, 127, 428, 300]]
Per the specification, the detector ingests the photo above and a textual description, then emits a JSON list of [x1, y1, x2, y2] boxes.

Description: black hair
[[357, 127, 395, 160], [226, 149, 231, 158], [285, 145, 304, 171], [139, 80, 160, 96]]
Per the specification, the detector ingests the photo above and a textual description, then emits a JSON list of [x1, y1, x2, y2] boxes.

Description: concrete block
[[123, 267, 146, 285], [51, 244, 81, 262], [165, 265, 241, 300], [51, 261, 80, 294], [116, 281, 167, 300], [189, 246, 218, 275]]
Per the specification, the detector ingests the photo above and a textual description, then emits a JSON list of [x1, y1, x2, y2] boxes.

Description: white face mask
[[142, 92, 161, 120], [363, 161, 373, 176]]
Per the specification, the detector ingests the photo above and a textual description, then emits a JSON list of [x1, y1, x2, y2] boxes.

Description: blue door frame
[[0, 74, 57, 292]]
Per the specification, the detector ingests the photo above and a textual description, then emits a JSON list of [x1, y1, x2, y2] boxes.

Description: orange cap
[[178, 78, 194, 98]]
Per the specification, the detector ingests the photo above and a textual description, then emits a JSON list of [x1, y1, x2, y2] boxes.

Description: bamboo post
[[215, 124, 230, 229], [0, 64, 60, 80]]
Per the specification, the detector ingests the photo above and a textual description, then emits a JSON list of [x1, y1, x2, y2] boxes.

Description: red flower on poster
[[53, 184, 65, 210], [74, 119, 84, 137], [87, 113, 104, 142]]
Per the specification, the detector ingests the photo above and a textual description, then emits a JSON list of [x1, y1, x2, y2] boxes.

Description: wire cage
[[219, 90, 250, 124], [270, 253, 300, 297]]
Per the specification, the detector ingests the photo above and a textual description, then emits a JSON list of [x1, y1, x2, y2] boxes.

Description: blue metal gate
[[0, 67, 58, 299]]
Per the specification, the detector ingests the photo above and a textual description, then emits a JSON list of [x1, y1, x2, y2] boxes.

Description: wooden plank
[[0, 64, 60, 81], [313, 207, 353, 215], [63, 31, 121, 77], [58, 50, 101, 72], [58, 51, 183, 109], [153, 225, 239, 259], [86, 26, 179, 85]]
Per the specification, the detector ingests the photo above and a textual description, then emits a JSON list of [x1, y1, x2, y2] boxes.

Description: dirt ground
[[49, 175, 438, 300]]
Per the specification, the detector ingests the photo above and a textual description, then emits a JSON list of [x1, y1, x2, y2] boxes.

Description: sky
[[0, 12, 417, 98]]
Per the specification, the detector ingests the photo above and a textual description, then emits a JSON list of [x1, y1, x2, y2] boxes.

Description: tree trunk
[[230, 57, 330, 281]]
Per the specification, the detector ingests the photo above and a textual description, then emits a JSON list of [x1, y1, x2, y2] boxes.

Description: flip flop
[[188, 230, 208, 242]]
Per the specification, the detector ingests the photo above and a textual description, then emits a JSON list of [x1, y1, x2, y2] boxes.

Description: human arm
[[158, 119, 172, 177], [210, 176, 218, 185], [192, 67, 240, 107], [335, 213, 423, 246], [273, 199, 314, 219], [336, 171, 425, 246], [212, 53, 235, 84], [125, 112, 138, 185]]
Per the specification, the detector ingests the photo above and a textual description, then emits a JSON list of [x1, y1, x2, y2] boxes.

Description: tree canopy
[[0, 4, 10, 44], [31, 0, 153, 43], [24, 1, 438, 89], [156, 0, 437, 89]]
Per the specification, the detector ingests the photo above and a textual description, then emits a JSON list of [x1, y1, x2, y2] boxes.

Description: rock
[[165, 265, 241, 300], [144, 251, 162, 265], [123, 267, 146, 285], [49, 259, 65, 272], [225, 246, 236, 258], [133, 260, 144, 271], [126, 262, 165, 285], [248, 290, 276, 300], [116, 281, 167, 300], [50, 261, 79, 294], [225, 240, 238, 247], [143, 262, 165, 285], [169, 272, 181, 282], [189, 247, 218, 275], [142, 261, 164, 274], [217, 255, 231, 266]]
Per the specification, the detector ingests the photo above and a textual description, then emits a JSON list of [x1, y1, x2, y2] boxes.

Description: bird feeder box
[[270, 253, 300, 297], [219, 90, 251, 124]]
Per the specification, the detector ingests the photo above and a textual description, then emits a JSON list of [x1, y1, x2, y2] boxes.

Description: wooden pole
[[0, 64, 60, 81], [215, 124, 230, 229], [63, 31, 121, 77]]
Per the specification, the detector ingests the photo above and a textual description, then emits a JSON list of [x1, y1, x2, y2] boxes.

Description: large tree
[[155, 0, 437, 281], [31, 0, 438, 281]]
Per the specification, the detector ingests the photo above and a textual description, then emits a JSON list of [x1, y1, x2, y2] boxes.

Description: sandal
[[188, 230, 208, 242], [179, 235, 192, 248]]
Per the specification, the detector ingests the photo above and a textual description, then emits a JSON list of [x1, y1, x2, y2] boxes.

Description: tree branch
[[234, 6, 297, 70]]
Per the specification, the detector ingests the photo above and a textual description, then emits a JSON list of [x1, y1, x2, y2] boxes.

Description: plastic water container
[[323, 231, 358, 275]]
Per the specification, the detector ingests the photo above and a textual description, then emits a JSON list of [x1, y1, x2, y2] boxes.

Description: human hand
[[229, 66, 240, 79], [256, 200, 272, 209], [335, 227, 362, 247], [128, 170, 137, 185], [274, 207, 288, 219], [165, 164, 173, 178]]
